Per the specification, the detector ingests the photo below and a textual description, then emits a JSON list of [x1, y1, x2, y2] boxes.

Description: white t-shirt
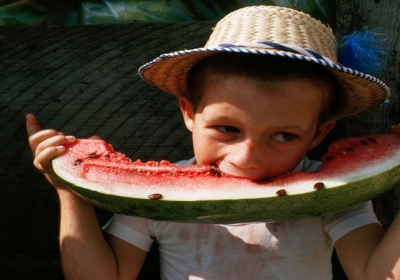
[[103, 157, 379, 280]]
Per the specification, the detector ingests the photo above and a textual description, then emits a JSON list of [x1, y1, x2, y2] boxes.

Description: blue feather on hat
[[338, 29, 387, 76]]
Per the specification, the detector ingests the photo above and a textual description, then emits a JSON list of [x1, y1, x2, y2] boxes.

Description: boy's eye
[[215, 126, 240, 133], [271, 132, 296, 142]]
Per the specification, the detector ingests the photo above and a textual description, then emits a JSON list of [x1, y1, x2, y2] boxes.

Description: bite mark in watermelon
[[52, 134, 400, 223]]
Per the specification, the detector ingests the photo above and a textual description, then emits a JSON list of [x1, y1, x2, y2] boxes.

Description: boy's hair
[[186, 53, 341, 122]]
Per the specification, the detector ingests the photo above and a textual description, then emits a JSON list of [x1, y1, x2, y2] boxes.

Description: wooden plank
[[0, 22, 214, 279], [336, 0, 400, 229], [331, 3, 400, 277]]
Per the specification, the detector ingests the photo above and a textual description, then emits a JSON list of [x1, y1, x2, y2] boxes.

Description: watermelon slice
[[52, 134, 400, 223]]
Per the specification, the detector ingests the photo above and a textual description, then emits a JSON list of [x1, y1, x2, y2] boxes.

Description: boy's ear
[[310, 119, 337, 150], [178, 97, 195, 132]]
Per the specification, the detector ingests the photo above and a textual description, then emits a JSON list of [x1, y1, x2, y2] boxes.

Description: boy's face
[[179, 77, 336, 181]]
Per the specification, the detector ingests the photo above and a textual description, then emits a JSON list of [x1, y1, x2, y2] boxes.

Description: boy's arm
[[26, 114, 147, 279], [335, 123, 400, 280], [57, 189, 147, 280], [335, 223, 388, 279]]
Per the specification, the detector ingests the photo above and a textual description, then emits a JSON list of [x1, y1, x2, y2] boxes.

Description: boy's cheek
[[192, 142, 224, 166]]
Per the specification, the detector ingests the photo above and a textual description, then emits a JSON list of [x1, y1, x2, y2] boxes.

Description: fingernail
[[56, 146, 65, 151], [66, 136, 75, 141], [58, 132, 65, 135]]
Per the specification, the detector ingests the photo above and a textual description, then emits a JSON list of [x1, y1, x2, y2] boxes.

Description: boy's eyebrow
[[203, 115, 315, 133], [275, 125, 314, 133], [201, 114, 234, 122]]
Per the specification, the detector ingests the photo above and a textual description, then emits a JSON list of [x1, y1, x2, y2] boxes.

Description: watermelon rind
[[53, 145, 400, 223], [52, 134, 400, 224]]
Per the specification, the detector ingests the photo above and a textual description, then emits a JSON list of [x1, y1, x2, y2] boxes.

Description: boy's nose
[[229, 140, 262, 169]]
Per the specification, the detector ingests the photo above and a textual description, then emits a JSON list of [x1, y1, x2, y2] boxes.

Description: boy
[[27, 6, 400, 279]]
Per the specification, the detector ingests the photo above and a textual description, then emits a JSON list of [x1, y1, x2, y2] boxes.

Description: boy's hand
[[26, 114, 76, 190], [392, 123, 400, 135]]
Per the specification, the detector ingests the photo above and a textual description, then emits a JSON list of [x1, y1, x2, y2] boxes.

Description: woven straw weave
[[206, 6, 337, 62]]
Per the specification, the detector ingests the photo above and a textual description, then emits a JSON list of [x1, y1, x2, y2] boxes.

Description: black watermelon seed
[[148, 193, 162, 200], [87, 153, 99, 158], [276, 189, 287, 196], [361, 140, 369, 145], [325, 156, 333, 161], [368, 137, 378, 144], [314, 182, 325, 190], [73, 159, 82, 165], [208, 168, 222, 177]]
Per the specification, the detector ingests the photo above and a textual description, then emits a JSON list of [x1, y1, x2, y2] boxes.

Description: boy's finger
[[34, 146, 65, 173], [391, 124, 400, 134], [28, 129, 60, 154], [35, 135, 75, 157], [26, 114, 42, 136]]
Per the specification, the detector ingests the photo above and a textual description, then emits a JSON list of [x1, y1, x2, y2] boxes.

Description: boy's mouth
[[214, 165, 272, 182], [193, 160, 277, 182]]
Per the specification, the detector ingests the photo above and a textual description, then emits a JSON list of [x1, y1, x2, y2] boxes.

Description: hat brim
[[139, 46, 390, 119]]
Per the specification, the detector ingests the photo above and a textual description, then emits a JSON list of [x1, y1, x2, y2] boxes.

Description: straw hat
[[138, 5, 390, 119]]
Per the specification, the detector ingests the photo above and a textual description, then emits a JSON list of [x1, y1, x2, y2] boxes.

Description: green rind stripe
[[61, 165, 400, 224]]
